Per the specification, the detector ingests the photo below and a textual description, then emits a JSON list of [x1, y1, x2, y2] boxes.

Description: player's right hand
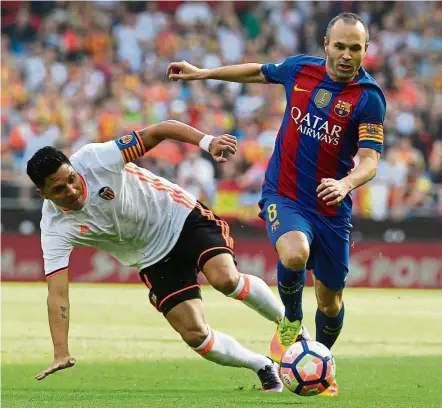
[[209, 134, 237, 163], [166, 60, 204, 81], [35, 356, 76, 381]]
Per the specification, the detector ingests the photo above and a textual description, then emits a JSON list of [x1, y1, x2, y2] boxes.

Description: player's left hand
[[209, 135, 237, 163], [317, 178, 351, 206]]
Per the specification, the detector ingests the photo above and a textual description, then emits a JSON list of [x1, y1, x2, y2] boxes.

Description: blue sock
[[315, 304, 345, 350], [277, 260, 305, 322]]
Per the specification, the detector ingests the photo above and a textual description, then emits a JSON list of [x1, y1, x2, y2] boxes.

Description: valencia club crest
[[98, 186, 115, 200]]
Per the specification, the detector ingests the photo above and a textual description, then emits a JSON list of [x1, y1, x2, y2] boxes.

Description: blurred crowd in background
[[2, 0, 442, 226]]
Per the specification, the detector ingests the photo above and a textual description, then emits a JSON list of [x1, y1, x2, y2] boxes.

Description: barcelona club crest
[[334, 100, 352, 117], [314, 89, 332, 108], [366, 124, 379, 135], [271, 219, 280, 233], [98, 186, 115, 200]]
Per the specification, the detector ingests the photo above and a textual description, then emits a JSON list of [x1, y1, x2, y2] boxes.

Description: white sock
[[193, 326, 270, 372], [228, 274, 284, 324]]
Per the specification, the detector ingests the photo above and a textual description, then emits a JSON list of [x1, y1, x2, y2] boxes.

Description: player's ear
[[324, 36, 329, 53], [365, 42, 369, 52], [36, 189, 46, 199]]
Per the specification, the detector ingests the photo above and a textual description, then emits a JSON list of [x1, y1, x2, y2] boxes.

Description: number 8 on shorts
[[267, 204, 278, 222]]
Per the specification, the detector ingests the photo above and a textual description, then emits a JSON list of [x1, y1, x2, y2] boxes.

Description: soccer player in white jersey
[[27, 120, 285, 391]]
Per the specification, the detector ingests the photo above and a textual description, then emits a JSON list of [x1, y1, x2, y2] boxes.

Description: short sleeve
[[71, 131, 146, 174], [358, 89, 386, 154], [261, 56, 301, 85], [41, 229, 73, 278]]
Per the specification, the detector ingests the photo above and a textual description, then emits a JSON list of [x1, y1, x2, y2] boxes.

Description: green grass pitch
[[2, 283, 442, 408]]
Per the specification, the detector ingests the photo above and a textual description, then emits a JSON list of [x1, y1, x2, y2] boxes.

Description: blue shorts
[[259, 195, 352, 291]]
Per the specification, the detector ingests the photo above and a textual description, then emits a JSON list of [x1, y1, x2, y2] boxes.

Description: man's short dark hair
[[326, 13, 369, 44], [27, 146, 71, 189]]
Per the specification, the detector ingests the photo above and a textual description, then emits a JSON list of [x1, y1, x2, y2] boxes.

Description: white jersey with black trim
[[41, 137, 196, 277]]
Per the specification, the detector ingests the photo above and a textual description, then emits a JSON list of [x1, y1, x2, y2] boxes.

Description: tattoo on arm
[[60, 306, 67, 312], [61, 313, 68, 320]]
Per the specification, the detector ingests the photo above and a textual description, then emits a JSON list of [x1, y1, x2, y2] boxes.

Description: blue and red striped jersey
[[260, 55, 386, 217]]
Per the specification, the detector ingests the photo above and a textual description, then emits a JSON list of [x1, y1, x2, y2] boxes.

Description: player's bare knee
[[204, 258, 240, 295], [279, 251, 309, 271], [210, 269, 239, 295], [180, 325, 209, 348], [277, 232, 310, 270], [317, 298, 343, 317]]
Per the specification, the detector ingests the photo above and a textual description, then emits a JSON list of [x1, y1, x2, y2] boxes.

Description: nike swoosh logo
[[294, 84, 311, 92], [278, 283, 304, 294]]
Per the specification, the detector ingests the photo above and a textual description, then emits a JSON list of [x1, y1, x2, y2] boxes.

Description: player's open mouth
[[338, 64, 352, 71], [70, 196, 81, 205]]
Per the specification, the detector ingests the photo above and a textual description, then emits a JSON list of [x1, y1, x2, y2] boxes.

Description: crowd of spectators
[[2, 1, 441, 226]]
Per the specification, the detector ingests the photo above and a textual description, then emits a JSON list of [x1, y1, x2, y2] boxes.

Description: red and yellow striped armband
[[358, 123, 384, 144], [114, 131, 147, 164]]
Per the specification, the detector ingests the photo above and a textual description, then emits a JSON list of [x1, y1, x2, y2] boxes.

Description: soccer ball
[[279, 340, 336, 396]]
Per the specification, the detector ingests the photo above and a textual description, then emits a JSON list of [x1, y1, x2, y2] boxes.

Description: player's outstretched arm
[[166, 60, 267, 83], [36, 270, 76, 380], [138, 120, 237, 163]]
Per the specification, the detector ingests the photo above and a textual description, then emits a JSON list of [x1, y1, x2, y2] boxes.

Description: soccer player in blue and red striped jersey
[[168, 13, 386, 396]]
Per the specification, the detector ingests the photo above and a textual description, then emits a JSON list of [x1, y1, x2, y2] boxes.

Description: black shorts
[[139, 201, 235, 316]]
